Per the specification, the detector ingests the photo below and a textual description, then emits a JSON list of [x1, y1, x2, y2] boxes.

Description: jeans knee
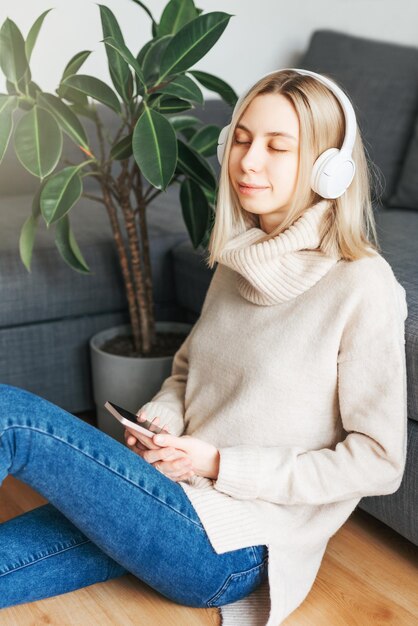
[[0, 385, 22, 419], [0, 384, 30, 405], [0, 384, 48, 428]]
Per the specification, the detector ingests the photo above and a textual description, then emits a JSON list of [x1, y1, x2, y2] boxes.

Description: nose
[[239, 140, 266, 172]]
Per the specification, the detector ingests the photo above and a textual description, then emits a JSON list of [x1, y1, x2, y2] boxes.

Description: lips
[[237, 181, 269, 195], [238, 182, 269, 189]]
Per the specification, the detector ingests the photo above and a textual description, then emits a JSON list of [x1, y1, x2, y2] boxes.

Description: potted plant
[[0, 0, 236, 440]]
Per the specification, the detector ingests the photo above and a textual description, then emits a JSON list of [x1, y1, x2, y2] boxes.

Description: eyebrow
[[236, 123, 297, 142]]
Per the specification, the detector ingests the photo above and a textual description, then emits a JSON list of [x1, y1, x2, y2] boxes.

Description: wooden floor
[[0, 413, 417, 625]]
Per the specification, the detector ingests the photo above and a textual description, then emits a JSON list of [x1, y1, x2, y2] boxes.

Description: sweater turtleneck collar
[[216, 200, 341, 306]]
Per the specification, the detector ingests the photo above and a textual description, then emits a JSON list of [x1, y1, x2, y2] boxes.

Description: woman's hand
[[124, 413, 195, 483], [151, 432, 220, 480]]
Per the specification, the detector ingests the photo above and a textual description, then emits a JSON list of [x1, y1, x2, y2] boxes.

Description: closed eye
[[233, 138, 287, 152]]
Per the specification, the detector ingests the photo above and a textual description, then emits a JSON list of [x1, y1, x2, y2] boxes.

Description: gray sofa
[[0, 29, 417, 547]]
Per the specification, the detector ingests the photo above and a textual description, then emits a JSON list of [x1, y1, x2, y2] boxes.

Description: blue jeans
[[0, 384, 268, 609]]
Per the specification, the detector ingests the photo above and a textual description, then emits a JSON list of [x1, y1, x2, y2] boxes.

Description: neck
[[259, 210, 288, 234]]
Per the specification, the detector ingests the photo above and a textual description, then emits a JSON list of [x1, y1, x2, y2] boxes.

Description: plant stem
[[143, 186, 162, 204], [82, 193, 105, 204], [117, 159, 154, 353], [102, 181, 142, 349], [134, 169, 155, 327]]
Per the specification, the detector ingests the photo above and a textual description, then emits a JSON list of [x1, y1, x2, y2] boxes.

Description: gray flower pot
[[89, 322, 192, 443]]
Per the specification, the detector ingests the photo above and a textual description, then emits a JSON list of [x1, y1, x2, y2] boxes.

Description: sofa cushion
[[299, 29, 418, 204], [374, 209, 418, 424], [388, 115, 418, 210], [358, 416, 418, 546], [0, 310, 130, 413], [0, 185, 188, 329], [173, 241, 214, 320]]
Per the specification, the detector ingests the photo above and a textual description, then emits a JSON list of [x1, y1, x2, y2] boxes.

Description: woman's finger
[[131, 412, 158, 448], [136, 412, 171, 435], [159, 456, 193, 477], [124, 430, 150, 457], [125, 426, 159, 450], [173, 471, 195, 483], [130, 414, 170, 450], [125, 429, 188, 470], [144, 447, 185, 465], [168, 468, 195, 481], [124, 430, 136, 446]]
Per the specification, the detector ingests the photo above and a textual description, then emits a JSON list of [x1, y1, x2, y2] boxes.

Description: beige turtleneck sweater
[[140, 200, 408, 625]]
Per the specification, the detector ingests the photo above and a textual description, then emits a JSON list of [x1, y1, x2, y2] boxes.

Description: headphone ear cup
[[311, 148, 355, 199], [217, 124, 231, 165]]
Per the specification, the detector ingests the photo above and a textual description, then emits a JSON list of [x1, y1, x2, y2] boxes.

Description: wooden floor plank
[[325, 511, 418, 616]]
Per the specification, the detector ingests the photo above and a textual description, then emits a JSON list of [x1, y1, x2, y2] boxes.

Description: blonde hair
[[207, 70, 382, 268]]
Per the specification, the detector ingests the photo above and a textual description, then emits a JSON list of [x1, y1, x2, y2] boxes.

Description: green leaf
[[102, 37, 145, 90], [189, 70, 237, 107], [6, 80, 18, 95], [14, 79, 40, 108], [202, 185, 217, 206], [62, 50, 92, 81], [158, 96, 192, 114], [158, 0, 198, 37], [177, 139, 217, 191], [57, 83, 89, 108], [40, 165, 84, 225], [0, 95, 17, 163], [159, 12, 232, 80], [189, 124, 221, 156], [137, 39, 153, 66], [110, 132, 133, 160], [16, 69, 31, 94], [180, 127, 197, 141], [25, 9, 52, 61], [27, 80, 42, 99], [142, 35, 172, 84], [19, 214, 39, 271], [199, 219, 214, 249], [136, 40, 154, 96], [154, 74, 203, 104], [37, 92, 90, 151], [68, 101, 96, 121], [180, 177, 210, 248], [31, 180, 47, 218], [55, 215, 90, 273], [62, 74, 121, 113], [169, 114, 200, 132], [14, 106, 62, 178], [132, 105, 177, 190], [0, 18, 30, 84], [99, 6, 132, 102]]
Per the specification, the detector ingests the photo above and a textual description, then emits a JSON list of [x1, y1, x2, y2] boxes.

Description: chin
[[241, 203, 272, 215]]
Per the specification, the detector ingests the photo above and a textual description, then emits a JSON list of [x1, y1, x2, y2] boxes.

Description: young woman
[[0, 69, 408, 626]]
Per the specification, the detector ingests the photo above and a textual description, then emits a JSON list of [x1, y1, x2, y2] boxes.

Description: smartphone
[[104, 401, 164, 438]]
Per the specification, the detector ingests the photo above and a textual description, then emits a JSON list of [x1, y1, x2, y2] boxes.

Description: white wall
[[1, 0, 417, 97]]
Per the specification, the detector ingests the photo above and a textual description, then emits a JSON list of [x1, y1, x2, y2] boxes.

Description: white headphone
[[217, 68, 357, 199]]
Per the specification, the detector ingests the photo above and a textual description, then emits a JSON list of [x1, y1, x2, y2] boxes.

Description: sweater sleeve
[[214, 266, 409, 505], [138, 329, 193, 437]]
